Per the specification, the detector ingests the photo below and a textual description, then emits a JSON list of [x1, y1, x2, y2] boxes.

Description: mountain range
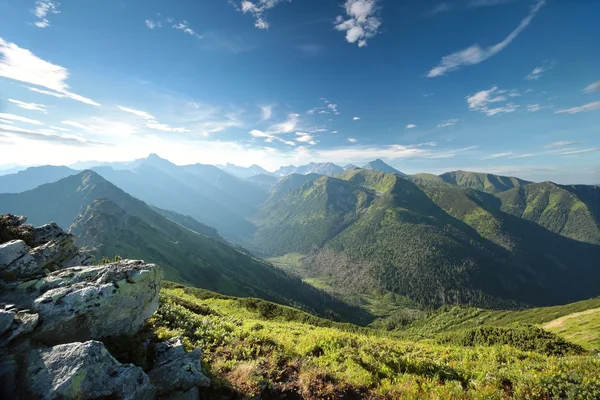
[[1, 154, 599, 313]]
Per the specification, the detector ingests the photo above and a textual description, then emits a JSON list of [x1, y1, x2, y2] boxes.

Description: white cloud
[[0, 119, 14, 124], [347, 137, 358, 143], [405, 124, 417, 129], [250, 129, 296, 146], [0, 124, 103, 147], [437, 118, 459, 128], [235, 0, 290, 30], [466, 87, 519, 116], [353, 116, 360, 121], [527, 104, 542, 112], [583, 80, 600, 93], [295, 132, 317, 145], [117, 105, 190, 133], [509, 153, 537, 159], [335, 0, 382, 47], [0, 38, 100, 106], [267, 113, 300, 134], [172, 21, 203, 39], [62, 120, 95, 131], [483, 152, 513, 159], [145, 19, 162, 29], [558, 147, 600, 156], [427, 0, 546, 77], [555, 101, 600, 114], [545, 141, 577, 149], [525, 61, 554, 80], [7, 99, 47, 113], [33, 1, 60, 28], [428, 3, 453, 15], [0, 113, 43, 125], [117, 106, 155, 120], [261, 105, 273, 120], [50, 125, 71, 132]]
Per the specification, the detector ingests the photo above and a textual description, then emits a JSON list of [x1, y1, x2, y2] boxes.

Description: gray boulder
[[31, 260, 162, 344], [0, 309, 15, 335], [24, 340, 155, 400], [0, 240, 29, 269], [30, 222, 70, 246], [148, 336, 210, 392], [1, 311, 39, 346]]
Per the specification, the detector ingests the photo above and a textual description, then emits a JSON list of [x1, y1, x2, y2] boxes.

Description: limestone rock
[[32, 260, 162, 344], [4, 215, 27, 227], [149, 336, 210, 392], [24, 340, 155, 400], [31, 223, 70, 246], [0, 240, 29, 269], [1, 311, 39, 346], [62, 252, 94, 268], [0, 309, 15, 335]]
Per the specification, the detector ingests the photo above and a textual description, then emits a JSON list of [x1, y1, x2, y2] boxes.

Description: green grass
[[123, 284, 600, 399], [543, 307, 600, 351]]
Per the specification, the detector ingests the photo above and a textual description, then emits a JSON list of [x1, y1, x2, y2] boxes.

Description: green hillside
[[439, 170, 531, 194], [0, 171, 364, 323], [497, 182, 600, 244], [112, 283, 600, 399], [252, 169, 600, 308], [393, 298, 600, 349]]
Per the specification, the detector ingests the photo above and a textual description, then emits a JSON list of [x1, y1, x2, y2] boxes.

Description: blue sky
[[0, 0, 599, 183]]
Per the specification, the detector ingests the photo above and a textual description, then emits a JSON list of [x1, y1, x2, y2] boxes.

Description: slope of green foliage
[[543, 307, 600, 351], [440, 171, 531, 194], [497, 182, 600, 244], [116, 285, 600, 399], [436, 326, 585, 356], [254, 169, 600, 308]]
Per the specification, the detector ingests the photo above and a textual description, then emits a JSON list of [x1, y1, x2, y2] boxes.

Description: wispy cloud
[[353, 116, 360, 121], [559, 147, 600, 156], [307, 99, 339, 116], [427, 3, 454, 15], [233, 0, 290, 30], [62, 120, 95, 131], [7, 99, 47, 113], [145, 20, 162, 29], [427, 0, 546, 77], [250, 129, 296, 146], [466, 86, 519, 116], [172, 21, 203, 39], [32, 1, 60, 28], [545, 141, 577, 149], [583, 80, 600, 93], [117, 106, 190, 133], [0, 113, 43, 125], [261, 105, 273, 120], [525, 60, 554, 80], [144, 18, 202, 39], [555, 101, 600, 114], [0, 124, 105, 147], [0, 38, 100, 106], [483, 152, 513, 160], [527, 104, 542, 112], [347, 137, 358, 143], [266, 113, 300, 135], [406, 124, 417, 129], [437, 118, 459, 128], [335, 0, 382, 48]]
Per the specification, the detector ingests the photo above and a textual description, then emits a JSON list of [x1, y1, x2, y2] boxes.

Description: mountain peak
[[362, 159, 405, 176]]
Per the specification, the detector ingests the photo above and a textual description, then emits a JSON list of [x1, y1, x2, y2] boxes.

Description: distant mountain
[[272, 163, 344, 177], [252, 169, 600, 308], [0, 171, 359, 320], [0, 166, 78, 193], [0, 165, 30, 176], [362, 159, 405, 176], [217, 163, 271, 179], [497, 182, 600, 245], [150, 205, 223, 242], [69, 158, 147, 171], [245, 174, 279, 191], [344, 164, 359, 171], [90, 154, 266, 240], [440, 171, 531, 194], [269, 173, 322, 199]]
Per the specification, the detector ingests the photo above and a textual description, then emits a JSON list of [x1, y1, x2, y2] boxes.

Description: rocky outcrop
[[148, 336, 210, 393], [24, 341, 155, 400], [0, 214, 211, 399]]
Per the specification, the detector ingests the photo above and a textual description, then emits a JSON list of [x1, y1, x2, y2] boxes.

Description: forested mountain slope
[[497, 182, 600, 244], [252, 169, 600, 308], [439, 170, 531, 193], [0, 171, 363, 322]]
